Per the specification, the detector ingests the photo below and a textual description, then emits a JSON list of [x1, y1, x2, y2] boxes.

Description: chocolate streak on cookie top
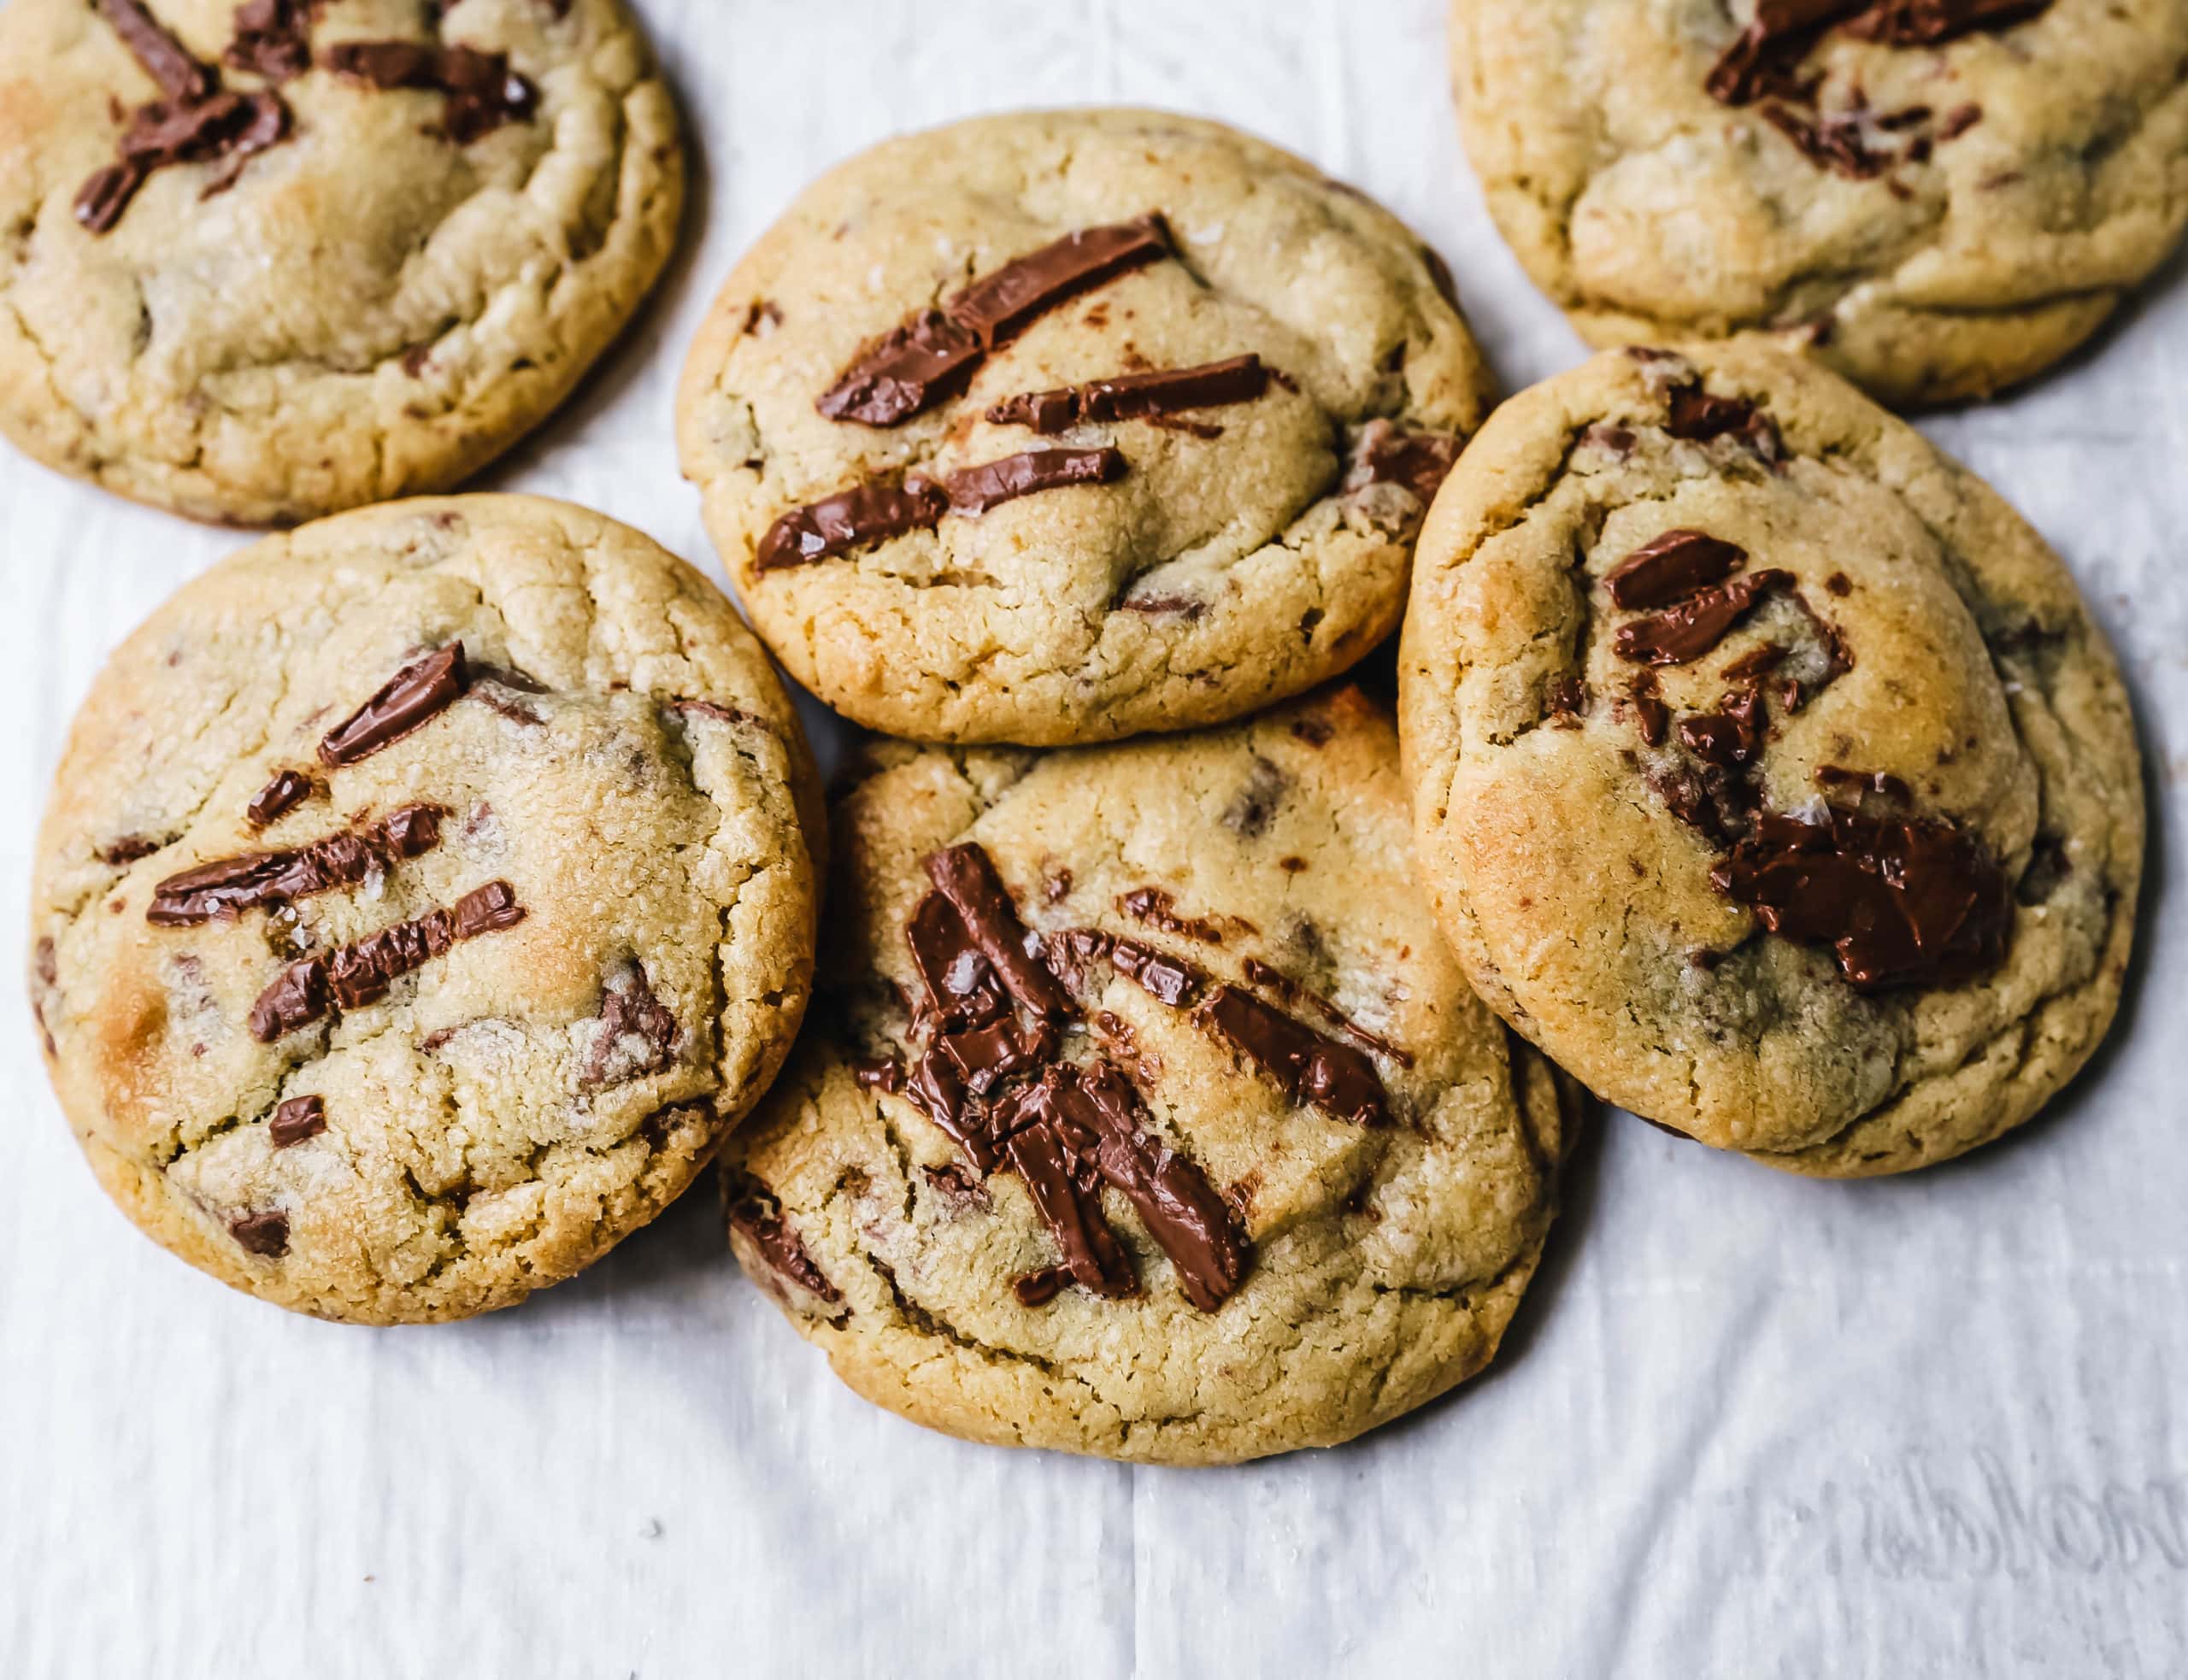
[[224, 0, 315, 82], [97, 0, 216, 103], [247, 879, 523, 1041], [729, 1187, 844, 1305], [148, 803, 443, 925], [321, 42, 538, 145], [1241, 956, 1415, 1069], [1197, 986, 1388, 1128], [756, 449, 1128, 570], [985, 355, 1271, 434], [818, 215, 1173, 426], [1343, 420, 1462, 507], [318, 644, 469, 767]]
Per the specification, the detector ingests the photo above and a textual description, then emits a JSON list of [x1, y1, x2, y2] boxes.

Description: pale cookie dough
[[1399, 344, 2143, 1176], [722, 687, 1574, 1465], [0, 0, 684, 526], [1450, 0, 2188, 408], [678, 108, 1496, 746], [28, 495, 820, 1323]]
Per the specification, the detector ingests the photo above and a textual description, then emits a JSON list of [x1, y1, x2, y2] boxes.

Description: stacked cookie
[[18, 5, 2156, 1467]]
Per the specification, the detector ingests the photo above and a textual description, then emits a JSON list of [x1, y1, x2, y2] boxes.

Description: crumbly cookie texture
[[29, 496, 820, 1323], [1399, 344, 2142, 1176], [0, 0, 684, 526], [1450, 0, 2188, 408], [677, 108, 1496, 747], [721, 688, 1573, 1465]]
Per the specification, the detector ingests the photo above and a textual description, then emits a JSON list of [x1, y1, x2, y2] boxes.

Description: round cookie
[[721, 688, 1573, 1465], [677, 108, 1496, 746], [0, 0, 683, 526], [1450, 0, 2188, 408], [1399, 344, 2143, 1176], [28, 495, 820, 1323]]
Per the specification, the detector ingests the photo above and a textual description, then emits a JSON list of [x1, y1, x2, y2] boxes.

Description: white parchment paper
[[3, 3, 2184, 1675]]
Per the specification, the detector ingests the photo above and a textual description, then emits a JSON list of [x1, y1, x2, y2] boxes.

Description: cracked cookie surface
[[0, 0, 684, 526], [1398, 344, 2142, 1175], [29, 494, 820, 1323], [721, 687, 1572, 1465], [677, 109, 1496, 746], [1450, 0, 2188, 407]]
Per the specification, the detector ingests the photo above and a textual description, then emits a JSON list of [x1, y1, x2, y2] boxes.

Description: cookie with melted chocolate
[[0, 0, 683, 525], [1450, 0, 2188, 407], [721, 687, 1575, 1464], [678, 108, 1496, 745], [1399, 344, 2143, 1175], [28, 496, 820, 1322]]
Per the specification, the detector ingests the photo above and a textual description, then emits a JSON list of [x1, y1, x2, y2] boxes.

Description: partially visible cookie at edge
[[678, 108, 1495, 746], [1399, 342, 2142, 1175], [29, 494, 820, 1322], [0, 0, 685, 526], [1450, 0, 2188, 407], [721, 687, 1573, 1465]]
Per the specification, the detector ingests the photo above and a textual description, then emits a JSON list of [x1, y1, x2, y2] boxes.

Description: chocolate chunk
[[319, 644, 468, 767], [1711, 808, 2012, 990], [1546, 676, 1590, 725], [1615, 571, 1793, 666], [1119, 886, 1227, 945], [228, 1209, 290, 1257], [728, 1189, 843, 1305], [905, 891, 1008, 1027], [985, 355, 1270, 434], [1343, 420, 1461, 508], [1841, 0, 2052, 47], [1626, 676, 1672, 746], [581, 961, 679, 1089], [998, 1098, 1138, 1300], [97, 834, 163, 866], [245, 768, 315, 827], [941, 447, 1126, 517], [1720, 643, 1788, 683], [924, 844, 1073, 1020], [147, 804, 444, 925], [322, 41, 537, 145], [1197, 985, 1388, 1126], [1109, 937, 1202, 1007], [97, 0, 217, 103], [75, 87, 293, 232], [249, 880, 522, 1038], [74, 164, 149, 236], [1936, 103, 1984, 141], [248, 956, 326, 1041], [1291, 716, 1334, 747], [1663, 382, 1773, 449], [817, 215, 1171, 426], [1707, 0, 1862, 105], [224, 0, 315, 83], [268, 1094, 326, 1148], [852, 1054, 904, 1093], [1013, 1266, 1070, 1307], [1678, 688, 1767, 768], [1605, 531, 1748, 611], [937, 1016, 1055, 1099], [1241, 956, 1414, 1068], [1761, 103, 1892, 180], [756, 479, 948, 571], [922, 1162, 990, 1212]]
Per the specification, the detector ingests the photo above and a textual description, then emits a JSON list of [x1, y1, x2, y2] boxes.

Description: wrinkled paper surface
[[3, 3, 2184, 1674]]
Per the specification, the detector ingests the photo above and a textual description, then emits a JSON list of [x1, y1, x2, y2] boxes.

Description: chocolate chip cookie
[[1399, 344, 2142, 1175], [677, 109, 1496, 746], [721, 687, 1573, 1464], [1451, 0, 2188, 407], [0, 0, 683, 526], [29, 496, 820, 1322]]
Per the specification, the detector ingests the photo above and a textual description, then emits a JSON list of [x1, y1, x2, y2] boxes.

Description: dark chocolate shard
[[852, 1054, 904, 1093], [1343, 419, 1461, 508], [229, 1209, 290, 1257], [1711, 808, 2012, 991], [1677, 688, 1767, 767], [904, 890, 1009, 1029], [1615, 571, 1793, 667], [581, 961, 679, 1090], [755, 479, 948, 571], [1109, 937, 1202, 1008], [248, 880, 523, 1039], [268, 1094, 326, 1147], [1013, 1266, 1071, 1307], [223, 0, 315, 83], [925, 844, 1073, 1020], [1707, 0, 1862, 105], [941, 447, 1126, 516], [75, 87, 293, 232], [1241, 956, 1414, 1068], [97, 0, 217, 103], [1605, 530, 1748, 612], [998, 1097, 1137, 1300], [985, 355, 1270, 434], [1119, 886, 1226, 945], [1196, 985, 1388, 1126], [147, 803, 443, 926], [322, 41, 538, 145], [1761, 103, 1892, 180], [728, 1188, 843, 1305], [922, 1161, 990, 1212], [1664, 383, 1780, 464], [1840, 0, 2053, 47], [319, 644, 468, 767], [817, 215, 1172, 426], [245, 768, 315, 827]]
